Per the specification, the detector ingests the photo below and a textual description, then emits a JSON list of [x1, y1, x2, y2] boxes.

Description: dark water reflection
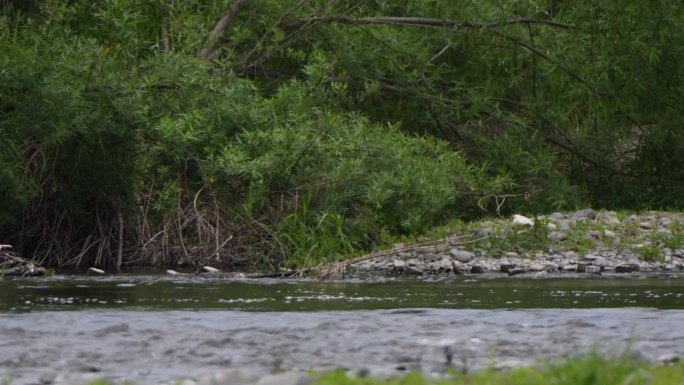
[[2, 274, 684, 312]]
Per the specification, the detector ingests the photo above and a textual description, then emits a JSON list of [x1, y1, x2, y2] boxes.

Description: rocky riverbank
[[345, 210, 684, 278]]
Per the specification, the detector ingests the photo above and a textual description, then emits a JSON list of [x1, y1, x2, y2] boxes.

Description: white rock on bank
[[255, 372, 313, 385], [197, 368, 256, 385], [512, 214, 534, 227], [202, 266, 220, 273], [87, 267, 105, 275]]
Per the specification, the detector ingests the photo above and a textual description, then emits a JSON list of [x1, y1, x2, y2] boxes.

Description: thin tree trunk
[[198, 0, 248, 60], [116, 211, 124, 271]]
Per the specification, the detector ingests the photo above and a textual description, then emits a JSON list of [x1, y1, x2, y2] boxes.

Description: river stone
[[615, 262, 640, 273], [392, 259, 406, 268], [571, 208, 596, 220], [657, 353, 680, 365], [639, 222, 654, 230], [507, 268, 526, 276], [451, 260, 464, 275], [656, 228, 672, 235], [470, 265, 485, 274], [593, 256, 610, 267], [512, 214, 534, 226], [450, 249, 474, 263], [499, 264, 517, 274], [197, 369, 255, 385], [529, 263, 545, 272], [585, 265, 601, 274], [432, 258, 451, 273], [255, 372, 313, 385], [550, 231, 567, 243], [563, 264, 578, 272], [603, 230, 616, 238], [53, 372, 107, 385], [544, 263, 559, 272], [549, 212, 565, 221], [504, 251, 520, 258], [556, 220, 571, 232], [88, 267, 105, 275]]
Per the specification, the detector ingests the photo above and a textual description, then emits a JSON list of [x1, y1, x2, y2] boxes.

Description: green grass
[[312, 355, 684, 385]]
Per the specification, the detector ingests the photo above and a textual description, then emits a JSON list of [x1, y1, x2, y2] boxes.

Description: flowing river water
[[1, 274, 684, 384]]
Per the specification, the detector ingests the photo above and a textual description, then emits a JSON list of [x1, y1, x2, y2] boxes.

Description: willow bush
[[1, 0, 682, 268]]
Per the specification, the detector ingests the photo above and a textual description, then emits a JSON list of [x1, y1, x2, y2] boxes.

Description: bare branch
[[283, 16, 573, 30], [199, 0, 248, 60], [485, 28, 587, 84]]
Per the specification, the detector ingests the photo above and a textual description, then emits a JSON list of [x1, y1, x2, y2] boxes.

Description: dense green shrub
[[1, 0, 683, 268]]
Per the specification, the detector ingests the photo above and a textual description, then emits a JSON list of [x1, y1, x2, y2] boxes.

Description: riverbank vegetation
[[314, 355, 684, 385], [46, 354, 684, 385], [1, 1, 683, 269]]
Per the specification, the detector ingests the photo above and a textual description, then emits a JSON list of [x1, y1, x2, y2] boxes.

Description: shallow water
[[1, 275, 684, 384], [2, 274, 684, 312]]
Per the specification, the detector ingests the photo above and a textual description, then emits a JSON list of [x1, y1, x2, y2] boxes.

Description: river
[[1, 274, 683, 384]]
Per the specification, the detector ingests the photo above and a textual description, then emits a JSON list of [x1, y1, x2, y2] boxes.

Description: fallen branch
[[307, 234, 484, 280]]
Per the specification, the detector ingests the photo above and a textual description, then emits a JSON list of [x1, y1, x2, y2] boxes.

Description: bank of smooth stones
[[349, 210, 684, 276]]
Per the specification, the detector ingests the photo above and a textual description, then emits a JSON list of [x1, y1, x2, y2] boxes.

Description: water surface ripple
[[1, 276, 683, 384]]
